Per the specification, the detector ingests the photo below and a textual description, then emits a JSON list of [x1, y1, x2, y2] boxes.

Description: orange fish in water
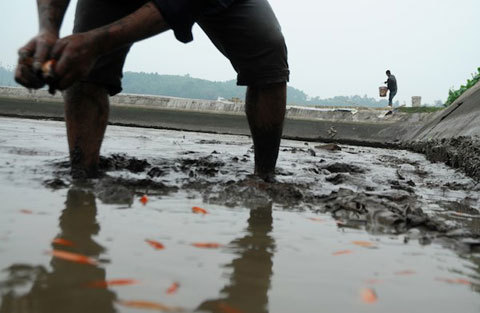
[[117, 300, 184, 312], [192, 243, 223, 249], [41, 59, 56, 77], [308, 217, 325, 222], [166, 282, 180, 294], [395, 270, 416, 276], [218, 302, 245, 313], [192, 206, 208, 214], [140, 195, 149, 205], [50, 250, 97, 265], [435, 277, 472, 285], [87, 279, 138, 288], [52, 238, 75, 247], [352, 241, 375, 248], [361, 288, 378, 304], [19, 57, 55, 77], [146, 239, 165, 250], [332, 250, 353, 256], [19, 209, 33, 214]]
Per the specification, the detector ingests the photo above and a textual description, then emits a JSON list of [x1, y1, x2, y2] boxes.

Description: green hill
[[1, 66, 391, 107], [122, 71, 391, 107]]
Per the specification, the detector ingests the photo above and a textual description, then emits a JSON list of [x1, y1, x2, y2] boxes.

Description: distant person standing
[[385, 70, 397, 107]]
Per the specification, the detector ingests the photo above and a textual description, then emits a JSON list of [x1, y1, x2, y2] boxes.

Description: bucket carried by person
[[379, 86, 388, 97]]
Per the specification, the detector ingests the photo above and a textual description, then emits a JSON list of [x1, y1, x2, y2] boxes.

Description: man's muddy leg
[[63, 82, 109, 178], [246, 82, 286, 182]]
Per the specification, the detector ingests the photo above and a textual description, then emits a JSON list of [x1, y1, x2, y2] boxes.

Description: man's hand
[[15, 32, 58, 89], [50, 32, 101, 91], [15, 1, 168, 92]]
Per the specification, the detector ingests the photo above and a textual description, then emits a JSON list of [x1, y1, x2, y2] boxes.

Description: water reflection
[[1, 187, 477, 313], [0, 188, 116, 313], [198, 204, 275, 313]]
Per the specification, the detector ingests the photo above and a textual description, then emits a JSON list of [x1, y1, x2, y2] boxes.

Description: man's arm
[[37, 0, 70, 35], [92, 2, 169, 55], [51, 1, 169, 90], [15, 0, 70, 88], [385, 77, 391, 86]]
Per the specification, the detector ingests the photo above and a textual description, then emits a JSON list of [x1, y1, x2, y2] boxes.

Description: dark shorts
[[74, 0, 289, 96]]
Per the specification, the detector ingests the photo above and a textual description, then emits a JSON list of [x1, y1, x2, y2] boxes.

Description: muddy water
[[0, 116, 479, 313]]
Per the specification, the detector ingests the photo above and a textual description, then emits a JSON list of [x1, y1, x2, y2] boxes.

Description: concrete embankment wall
[[0, 86, 431, 147], [407, 83, 480, 141], [402, 83, 480, 180]]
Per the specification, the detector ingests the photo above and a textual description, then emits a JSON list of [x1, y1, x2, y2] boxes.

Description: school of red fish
[[19, 201, 474, 312]]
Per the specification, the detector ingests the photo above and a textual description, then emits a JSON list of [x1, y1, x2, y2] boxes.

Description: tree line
[[0, 66, 392, 107]]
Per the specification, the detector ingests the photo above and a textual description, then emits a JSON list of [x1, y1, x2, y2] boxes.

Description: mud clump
[[179, 156, 226, 177], [323, 163, 366, 174], [389, 180, 415, 193], [407, 136, 480, 181], [314, 188, 450, 234], [43, 178, 69, 189], [99, 154, 150, 173], [439, 200, 480, 216], [315, 143, 342, 151], [326, 174, 349, 185], [197, 139, 222, 145], [200, 178, 305, 208], [443, 181, 473, 191], [147, 167, 166, 178], [378, 155, 419, 167]]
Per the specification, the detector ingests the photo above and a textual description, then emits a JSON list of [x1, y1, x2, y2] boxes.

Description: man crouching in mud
[[15, 0, 289, 182]]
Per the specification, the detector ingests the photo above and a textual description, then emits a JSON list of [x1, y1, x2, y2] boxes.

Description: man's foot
[[255, 170, 276, 183]]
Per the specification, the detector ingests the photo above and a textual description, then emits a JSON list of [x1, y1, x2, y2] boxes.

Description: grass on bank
[[445, 67, 480, 106]]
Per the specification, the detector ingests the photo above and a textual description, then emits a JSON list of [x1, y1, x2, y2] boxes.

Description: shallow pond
[[0, 117, 479, 313]]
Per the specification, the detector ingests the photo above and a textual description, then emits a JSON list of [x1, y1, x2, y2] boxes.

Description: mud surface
[[407, 136, 480, 182], [45, 142, 480, 243], [1, 117, 480, 313]]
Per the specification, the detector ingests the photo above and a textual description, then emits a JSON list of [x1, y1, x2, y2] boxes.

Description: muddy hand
[[51, 33, 100, 91], [16, 50, 46, 89], [15, 33, 58, 89], [17, 56, 59, 95]]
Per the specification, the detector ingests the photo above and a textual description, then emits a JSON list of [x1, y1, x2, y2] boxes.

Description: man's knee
[[246, 82, 286, 107], [64, 82, 109, 106]]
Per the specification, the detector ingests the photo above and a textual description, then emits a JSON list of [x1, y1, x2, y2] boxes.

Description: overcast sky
[[0, 0, 478, 104]]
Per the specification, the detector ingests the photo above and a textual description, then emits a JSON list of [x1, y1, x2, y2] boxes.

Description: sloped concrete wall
[[402, 83, 480, 181], [407, 83, 480, 141]]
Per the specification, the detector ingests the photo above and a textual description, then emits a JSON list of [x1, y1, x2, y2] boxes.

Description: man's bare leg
[[245, 82, 287, 182], [63, 82, 109, 178]]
